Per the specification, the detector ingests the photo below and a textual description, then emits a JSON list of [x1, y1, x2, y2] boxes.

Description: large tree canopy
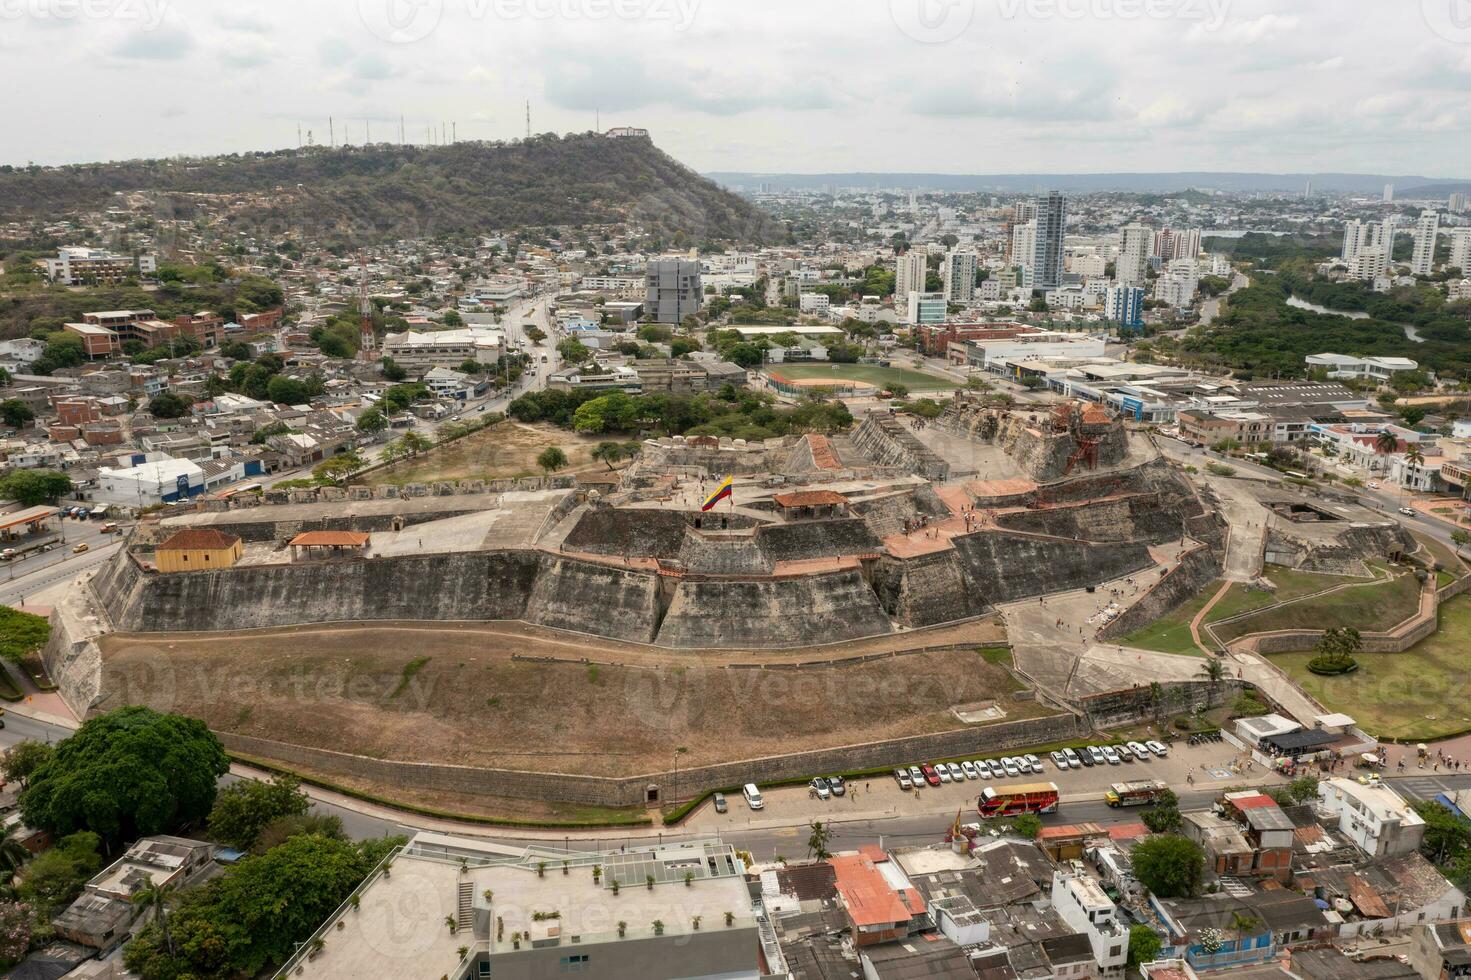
[[19, 707, 229, 843]]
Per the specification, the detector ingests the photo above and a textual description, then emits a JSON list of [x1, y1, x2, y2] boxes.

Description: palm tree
[[1199, 658, 1226, 690], [1374, 430, 1399, 473], [132, 881, 177, 956], [0, 826, 29, 882]]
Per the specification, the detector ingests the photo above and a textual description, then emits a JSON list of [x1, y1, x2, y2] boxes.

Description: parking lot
[[688, 736, 1263, 832]]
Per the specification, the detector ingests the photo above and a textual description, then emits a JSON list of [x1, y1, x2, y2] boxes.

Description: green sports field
[[764, 363, 960, 391]]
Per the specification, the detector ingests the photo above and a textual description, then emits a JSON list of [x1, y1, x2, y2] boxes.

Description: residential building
[[1410, 920, 1471, 980], [645, 258, 702, 324], [1318, 778, 1427, 858], [830, 848, 926, 947], [1118, 224, 1152, 286], [1104, 285, 1145, 330], [895, 249, 927, 302], [546, 364, 642, 393], [274, 833, 759, 980], [1306, 353, 1419, 381], [942, 249, 978, 303], [1450, 228, 1471, 274], [905, 292, 947, 326], [579, 275, 646, 294], [1012, 220, 1037, 271], [1349, 247, 1390, 282], [799, 292, 830, 314], [63, 322, 123, 359], [1342, 220, 1388, 264], [1452, 192, 1470, 213], [1155, 228, 1202, 263], [50, 836, 214, 953], [1052, 870, 1128, 978], [631, 358, 742, 394], [1155, 259, 1199, 308], [1070, 253, 1107, 278], [1031, 191, 1068, 289], [380, 327, 505, 373], [1412, 212, 1441, 277], [44, 247, 156, 285], [422, 366, 473, 399], [154, 528, 244, 573]]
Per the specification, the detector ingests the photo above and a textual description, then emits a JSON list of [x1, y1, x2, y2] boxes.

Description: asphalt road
[[0, 518, 121, 607]]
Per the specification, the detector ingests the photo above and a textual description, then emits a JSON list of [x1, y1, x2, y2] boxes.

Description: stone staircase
[[457, 881, 473, 931]]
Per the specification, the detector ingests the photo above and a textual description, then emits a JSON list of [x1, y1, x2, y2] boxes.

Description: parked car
[[1025, 754, 1044, 774], [810, 777, 832, 800], [895, 769, 913, 790], [1002, 758, 1020, 777], [961, 760, 979, 780], [936, 765, 953, 784], [743, 784, 763, 810], [829, 776, 846, 797], [1146, 740, 1169, 757], [1076, 749, 1095, 767], [1101, 746, 1122, 765], [920, 764, 942, 787], [909, 765, 926, 786], [713, 792, 727, 814], [942, 763, 961, 782], [1399, 507, 1415, 517], [1051, 751, 1070, 770], [0, 549, 13, 561], [1367, 481, 1379, 489], [1088, 746, 1107, 766], [1128, 741, 1152, 760], [1063, 748, 1082, 768]]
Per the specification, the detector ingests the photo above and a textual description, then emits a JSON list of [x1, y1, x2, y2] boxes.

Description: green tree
[[206, 775, 313, 851], [132, 881, 178, 957], [1010, 812, 1043, 840], [391, 431, 432, 458], [537, 447, 568, 474], [251, 812, 345, 855], [313, 450, 368, 484], [1142, 789, 1183, 834], [266, 375, 310, 405], [592, 442, 627, 470], [0, 901, 31, 969], [807, 820, 832, 860], [0, 469, 71, 505], [1198, 657, 1226, 689], [0, 607, 50, 663], [0, 739, 53, 790], [356, 407, 387, 435], [1414, 800, 1471, 864], [0, 824, 32, 882], [380, 357, 408, 382], [15, 831, 101, 915], [19, 707, 229, 844], [0, 399, 34, 428], [1131, 834, 1204, 897], [148, 391, 192, 419], [1128, 923, 1163, 968], [1401, 406, 1427, 429], [556, 337, 591, 363]]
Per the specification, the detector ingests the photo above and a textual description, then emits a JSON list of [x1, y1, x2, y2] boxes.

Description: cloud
[[1188, 13, 1299, 44], [112, 26, 194, 61], [542, 50, 840, 116]]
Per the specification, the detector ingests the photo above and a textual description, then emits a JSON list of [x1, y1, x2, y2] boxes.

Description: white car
[[1063, 748, 1082, 768], [1367, 481, 1379, 489], [1146, 740, 1169, 757], [937, 765, 953, 783], [1088, 746, 1107, 766], [947, 763, 965, 782], [1002, 758, 1021, 777], [1051, 751, 1070, 770], [1025, 754, 1044, 773], [1102, 746, 1122, 765], [1128, 741, 1152, 760], [961, 760, 979, 780]]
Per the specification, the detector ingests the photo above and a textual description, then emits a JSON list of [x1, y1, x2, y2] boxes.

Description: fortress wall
[[90, 549, 147, 627], [524, 556, 663, 644], [100, 551, 542, 633], [755, 518, 881, 563], [1098, 543, 1223, 642], [850, 415, 950, 480], [870, 552, 991, 628], [654, 570, 893, 648], [848, 486, 952, 538], [952, 530, 1155, 604], [561, 508, 757, 559], [992, 495, 1184, 546], [677, 532, 770, 575]]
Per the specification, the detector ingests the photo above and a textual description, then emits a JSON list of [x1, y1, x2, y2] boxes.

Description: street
[[0, 517, 121, 608]]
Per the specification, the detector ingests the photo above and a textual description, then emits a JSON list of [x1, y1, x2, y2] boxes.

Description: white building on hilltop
[[44, 247, 157, 285]]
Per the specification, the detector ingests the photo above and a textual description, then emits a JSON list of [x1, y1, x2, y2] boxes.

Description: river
[[1285, 295, 1423, 343]]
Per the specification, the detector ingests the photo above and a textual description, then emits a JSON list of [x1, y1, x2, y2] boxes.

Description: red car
[[920, 763, 942, 787]]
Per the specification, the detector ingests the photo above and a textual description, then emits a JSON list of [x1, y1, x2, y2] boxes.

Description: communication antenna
[[329, 116, 335, 147], [595, 109, 600, 133], [297, 123, 302, 147], [526, 100, 531, 139], [400, 115, 405, 145], [365, 119, 370, 144], [452, 121, 456, 143]]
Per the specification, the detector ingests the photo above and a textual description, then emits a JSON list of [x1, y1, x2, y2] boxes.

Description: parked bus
[[1104, 779, 1170, 808], [978, 782, 1060, 819]]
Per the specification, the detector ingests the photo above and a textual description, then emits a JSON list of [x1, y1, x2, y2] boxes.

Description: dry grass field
[[357, 421, 608, 485]]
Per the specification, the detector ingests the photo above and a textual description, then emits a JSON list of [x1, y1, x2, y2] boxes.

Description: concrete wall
[[870, 552, 991, 629], [951, 530, 1155, 605], [526, 556, 663, 644], [654, 570, 893, 648], [219, 710, 1088, 807], [992, 495, 1184, 546], [1078, 680, 1243, 730]]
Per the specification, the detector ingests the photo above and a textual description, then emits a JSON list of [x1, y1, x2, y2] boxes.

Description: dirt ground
[[98, 619, 1029, 777], [357, 421, 610, 486]]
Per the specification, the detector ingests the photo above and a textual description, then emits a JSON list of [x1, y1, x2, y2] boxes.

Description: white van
[[742, 783, 764, 810]]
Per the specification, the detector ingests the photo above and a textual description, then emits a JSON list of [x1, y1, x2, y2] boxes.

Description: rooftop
[[156, 528, 241, 552]]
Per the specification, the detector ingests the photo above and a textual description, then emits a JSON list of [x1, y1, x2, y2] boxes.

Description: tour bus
[[977, 782, 1060, 819], [1104, 779, 1170, 808]]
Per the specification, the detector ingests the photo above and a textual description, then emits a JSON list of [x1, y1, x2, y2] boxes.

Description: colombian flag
[[701, 476, 734, 512]]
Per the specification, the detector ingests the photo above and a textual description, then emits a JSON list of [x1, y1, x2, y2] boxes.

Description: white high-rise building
[[1449, 192, 1469, 214], [1411, 212, 1441, 277], [1382, 218, 1398, 272], [1154, 258, 1199, 308], [1153, 227, 1201, 263], [895, 250, 927, 301], [1384, 183, 1395, 203], [1011, 220, 1037, 269], [1341, 219, 1386, 264], [1031, 191, 1067, 290], [941, 250, 978, 303], [1118, 223, 1152, 286], [1450, 228, 1471, 274], [1348, 247, 1388, 282]]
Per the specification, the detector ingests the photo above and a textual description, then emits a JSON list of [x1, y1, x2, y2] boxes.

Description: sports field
[[766, 363, 959, 391]]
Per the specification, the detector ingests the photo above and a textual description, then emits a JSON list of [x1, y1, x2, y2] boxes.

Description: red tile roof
[[830, 853, 926, 929], [156, 529, 241, 551], [772, 490, 847, 508], [288, 531, 370, 547]]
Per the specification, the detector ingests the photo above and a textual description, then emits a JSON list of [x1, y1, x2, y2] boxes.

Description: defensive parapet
[[850, 413, 950, 480]]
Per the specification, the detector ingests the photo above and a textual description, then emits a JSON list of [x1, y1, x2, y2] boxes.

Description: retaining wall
[[850, 415, 950, 481], [951, 530, 1155, 604], [654, 570, 893, 648], [870, 552, 991, 629], [1099, 544, 1224, 642], [992, 494, 1184, 546], [219, 711, 1087, 807], [1078, 680, 1243, 730]]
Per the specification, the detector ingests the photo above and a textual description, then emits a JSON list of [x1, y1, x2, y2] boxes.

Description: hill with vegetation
[[0, 134, 783, 248]]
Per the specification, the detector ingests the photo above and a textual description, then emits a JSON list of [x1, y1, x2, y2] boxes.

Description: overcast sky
[[5, 0, 1469, 176]]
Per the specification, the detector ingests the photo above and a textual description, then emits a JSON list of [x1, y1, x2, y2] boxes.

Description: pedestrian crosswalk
[[1387, 775, 1471, 801]]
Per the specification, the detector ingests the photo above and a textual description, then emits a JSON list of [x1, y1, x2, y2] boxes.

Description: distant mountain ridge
[[0, 134, 784, 246], [705, 171, 1471, 196]]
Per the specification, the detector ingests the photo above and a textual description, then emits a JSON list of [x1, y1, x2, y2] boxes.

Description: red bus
[[978, 782, 1060, 819]]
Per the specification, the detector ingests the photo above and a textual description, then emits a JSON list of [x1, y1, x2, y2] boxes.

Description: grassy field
[[1209, 566, 1421, 645], [1119, 566, 1368, 657], [356, 421, 605, 486], [1272, 595, 1471, 741], [765, 363, 959, 391]]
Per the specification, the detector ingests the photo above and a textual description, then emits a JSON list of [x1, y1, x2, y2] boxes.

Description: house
[[1410, 919, 1471, 980], [50, 836, 214, 953], [831, 848, 927, 947], [154, 529, 244, 572], [1051, 870, 1128, 978], [1317, 779, 1427, 858], [1151, 887, 1329, 971]]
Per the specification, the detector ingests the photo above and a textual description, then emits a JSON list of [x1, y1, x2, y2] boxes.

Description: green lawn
[[1272, 595, 1471, 741], [1209, 566, 1421, 645], [765, 363, 959, 391], [1119, 585, 1217, 656]]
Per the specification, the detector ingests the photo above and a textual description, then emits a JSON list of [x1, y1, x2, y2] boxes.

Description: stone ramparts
[[951, 530, 1155, 605], [1098, 543, 1223, 641], [654, 569, 893, 648], [850, 414, 950, 480]]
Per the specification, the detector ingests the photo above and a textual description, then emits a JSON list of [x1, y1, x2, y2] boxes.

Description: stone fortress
[[42, 399, 1417, 809]]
